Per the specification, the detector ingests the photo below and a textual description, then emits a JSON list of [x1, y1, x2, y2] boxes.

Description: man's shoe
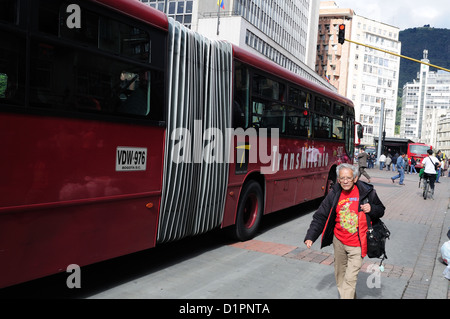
[[399, 183, 405, 185], [391, 178, 395, 183], [436, 181, 440, 183]]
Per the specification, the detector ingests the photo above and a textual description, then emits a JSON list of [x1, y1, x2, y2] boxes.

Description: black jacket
[[304, 180, 385, 253]]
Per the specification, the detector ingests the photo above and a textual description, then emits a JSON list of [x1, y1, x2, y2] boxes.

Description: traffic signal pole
[[343, 37, 450, 73]]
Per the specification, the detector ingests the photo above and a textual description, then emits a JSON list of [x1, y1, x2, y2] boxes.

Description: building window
[[142, 0, 193, 29]]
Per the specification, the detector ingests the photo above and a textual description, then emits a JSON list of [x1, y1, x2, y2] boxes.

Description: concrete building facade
[[140, 0, 334, 90], [317, 1, 401, 147], [401, 50, 450, 144], [436, 113, 450, 157]]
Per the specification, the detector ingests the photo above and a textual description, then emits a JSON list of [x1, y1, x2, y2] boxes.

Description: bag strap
[[362, 198, 372, 230], [365, 212, 372, 231], [428, 156, 436, 165]]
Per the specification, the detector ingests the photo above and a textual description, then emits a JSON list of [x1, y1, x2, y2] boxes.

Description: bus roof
[[92, 0, 169, 31], [91, 0, 353, 110], [231, 44, 354, 108]]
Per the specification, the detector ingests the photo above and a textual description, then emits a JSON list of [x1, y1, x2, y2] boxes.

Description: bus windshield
[[409, 144, 430, 155]]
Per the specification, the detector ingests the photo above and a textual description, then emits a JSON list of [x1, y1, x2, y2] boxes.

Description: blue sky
[[331, 0, 450, 30]]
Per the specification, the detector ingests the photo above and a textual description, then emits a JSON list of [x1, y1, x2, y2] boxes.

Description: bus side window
[[286, 106, 309, 137], [28, 40, 164, 120], [0, 30, 25, 105], [251, 101, 264, 128], [233, 62, 249, 129], [0, 0, 17, 24], [260, 102, 284, 133], [313, 114, 331, 139], [0, 73, 7, 98], [332, 118, 345, 140], [117, 71, 150, 116]]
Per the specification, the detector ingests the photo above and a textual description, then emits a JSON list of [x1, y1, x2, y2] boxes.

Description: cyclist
[[421, 149, 441, 197]]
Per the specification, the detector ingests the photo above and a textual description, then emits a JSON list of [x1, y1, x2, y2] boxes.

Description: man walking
[[379, 153, 386, 170], [435, 150, 442, 183], [357, 148, 371, 183], [410, 156, 417, 174], [304, 164, 385, 299], [391, 152, 406, 185]]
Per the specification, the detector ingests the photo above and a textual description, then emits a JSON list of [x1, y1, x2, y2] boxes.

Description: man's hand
[[304, 240, 313, 249], [360, 203, 371, 213]]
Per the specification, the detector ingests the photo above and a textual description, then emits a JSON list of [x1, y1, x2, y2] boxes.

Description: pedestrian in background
[[435, 150, 442, 183], [391, 152, 406, 185], [410, 156, 417, 174], [385, 154, 392, 171], [392, 153, 398, 172], [304, 163, 385, 299], [367, 153, 375, 169], [379, 153, 386, 170], [447, 157, 450, 177], [357, 148, 371, 183]]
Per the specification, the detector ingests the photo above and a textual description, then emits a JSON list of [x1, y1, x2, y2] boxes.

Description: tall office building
[[400, 50, 450, 143], [436, 113, 450, 156], [317, 1, 401, 146], [140, 0, 332, 90], [140, 0, 195, 28]]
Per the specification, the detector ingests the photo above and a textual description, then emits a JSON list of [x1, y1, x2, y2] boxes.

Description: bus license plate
[[116, 147, 147, 171]]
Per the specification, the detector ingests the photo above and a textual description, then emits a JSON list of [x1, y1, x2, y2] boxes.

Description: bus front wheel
[[231, 180, 264, 241]]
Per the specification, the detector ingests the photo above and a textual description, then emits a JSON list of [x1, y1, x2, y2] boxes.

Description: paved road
[[1, 168, 449, 303]]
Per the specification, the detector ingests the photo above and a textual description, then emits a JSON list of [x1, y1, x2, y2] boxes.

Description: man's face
[[337, 168, 358, 191]]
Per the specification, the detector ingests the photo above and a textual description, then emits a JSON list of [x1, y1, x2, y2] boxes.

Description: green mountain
[[398, 27, 450, 93], [395, 27, 450, 129]]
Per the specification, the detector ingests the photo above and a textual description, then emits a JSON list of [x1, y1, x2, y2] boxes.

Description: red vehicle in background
[[0, 0, 361, 288], [407, 143, 432, 169]]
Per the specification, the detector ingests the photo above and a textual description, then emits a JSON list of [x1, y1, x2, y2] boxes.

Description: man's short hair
[[427, 149, 433, 155], [336, 163, 358, 179]]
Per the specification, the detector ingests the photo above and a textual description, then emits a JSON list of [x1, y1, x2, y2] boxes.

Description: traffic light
[[338, 24, 345, 44]]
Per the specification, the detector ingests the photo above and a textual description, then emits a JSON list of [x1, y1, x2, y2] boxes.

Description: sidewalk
[[357, 167, 450, 298], [219, 166, 450, 299]]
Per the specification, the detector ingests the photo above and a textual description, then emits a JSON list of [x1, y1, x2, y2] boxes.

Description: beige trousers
[[333, 235, 363, 299]]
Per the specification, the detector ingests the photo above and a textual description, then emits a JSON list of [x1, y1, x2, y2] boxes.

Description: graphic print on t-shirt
[[339, 201, 358, 234]]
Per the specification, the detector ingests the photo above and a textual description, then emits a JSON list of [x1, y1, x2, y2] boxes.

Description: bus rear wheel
[[231, 180, 263, 241]]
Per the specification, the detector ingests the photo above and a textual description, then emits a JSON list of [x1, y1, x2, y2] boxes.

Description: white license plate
[[116, 147, 147, 171]]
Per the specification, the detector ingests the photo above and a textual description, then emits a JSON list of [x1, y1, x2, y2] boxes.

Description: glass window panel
[[252, 74, 285, 101], [332, 119, 345, 140], [29, 40, 164, 120], [0, 30, 26, 105], [186, 1, 193, 13], [0, 0, 17, 24], [177, 1, 184, 14], [313, 114, 331, 139], [169, 2, 176, 14]]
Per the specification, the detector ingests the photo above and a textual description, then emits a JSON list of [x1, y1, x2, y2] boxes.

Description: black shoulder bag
[[365, 213, 390, 267]]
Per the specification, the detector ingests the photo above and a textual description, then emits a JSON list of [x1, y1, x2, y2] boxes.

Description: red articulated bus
[[0, 0, 360, 288], [407, 143, 432, 169]]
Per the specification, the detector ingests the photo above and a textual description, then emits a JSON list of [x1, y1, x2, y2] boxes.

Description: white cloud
[[330, 0, 450, 30]]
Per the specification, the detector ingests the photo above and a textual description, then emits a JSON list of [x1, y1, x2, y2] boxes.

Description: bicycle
[[420, 174, 433, 200]]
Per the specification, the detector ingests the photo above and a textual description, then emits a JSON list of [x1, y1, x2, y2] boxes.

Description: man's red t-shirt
[[334, 186, 360, 247]]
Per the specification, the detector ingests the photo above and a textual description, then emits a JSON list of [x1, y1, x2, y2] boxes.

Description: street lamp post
[[377, 99, 385, 166]]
